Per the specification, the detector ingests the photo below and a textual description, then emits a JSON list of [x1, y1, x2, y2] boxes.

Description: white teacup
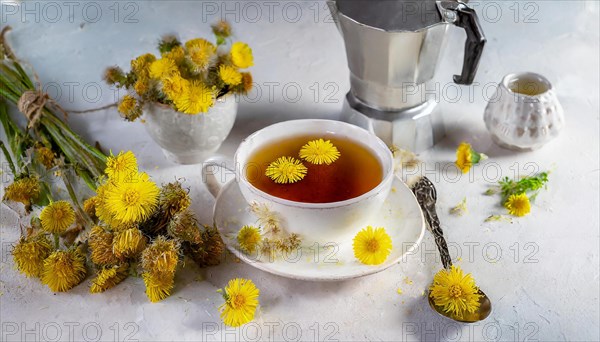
[[202, 119, 394, 245]]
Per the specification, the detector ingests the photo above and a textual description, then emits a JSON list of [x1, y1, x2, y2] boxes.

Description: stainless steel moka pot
[[329, 0, 486, 152]]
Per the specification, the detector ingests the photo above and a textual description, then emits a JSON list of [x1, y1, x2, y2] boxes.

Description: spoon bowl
[[427, 289, 492, 323]]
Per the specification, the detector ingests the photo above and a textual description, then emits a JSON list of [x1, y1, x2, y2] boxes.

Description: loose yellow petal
[[455, 142, 473, 174]]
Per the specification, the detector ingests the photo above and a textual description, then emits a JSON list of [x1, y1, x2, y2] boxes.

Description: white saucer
[[213, 176, 425, 281]]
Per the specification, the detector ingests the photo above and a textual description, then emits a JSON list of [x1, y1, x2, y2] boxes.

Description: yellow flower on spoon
[[429, 265, 481, 318]]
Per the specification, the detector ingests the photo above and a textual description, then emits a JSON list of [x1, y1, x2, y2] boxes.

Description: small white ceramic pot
[[143, 95, 238, 164], [484, 72, 565, 151], [202, 119, 395, 245]]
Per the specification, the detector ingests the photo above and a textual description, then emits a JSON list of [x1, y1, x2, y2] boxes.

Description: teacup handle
[[201, 155, 236, 198]]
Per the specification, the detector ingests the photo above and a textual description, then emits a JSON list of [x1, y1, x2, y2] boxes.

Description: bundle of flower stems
[[1, 27, 223, 301]]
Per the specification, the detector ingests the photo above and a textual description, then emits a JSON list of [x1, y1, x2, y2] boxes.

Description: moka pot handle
[[438, 1, 486, 85]]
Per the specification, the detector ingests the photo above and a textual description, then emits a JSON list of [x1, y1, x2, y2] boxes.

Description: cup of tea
[[202, 119, 394, 245]]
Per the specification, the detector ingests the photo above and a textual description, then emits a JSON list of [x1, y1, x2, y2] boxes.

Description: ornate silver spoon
[[411, 176, 492, 323]]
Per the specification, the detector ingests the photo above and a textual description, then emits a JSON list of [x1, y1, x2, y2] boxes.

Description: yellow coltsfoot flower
[[173, 81, 215, 114], [149, 57, 178, 79], [141, 236, 180, 275], [159, 181, 192, 216], [89, 226, 121, 266], [131, 53, 156, 75], [105, 150, 138, 181], [112, 228, 147, 259], [167, 211, 202, 244], [212, 20, 232, 39], [429, 265, 481, 317], [240, 72, 253, 94], [230, 42, 254, 69], [117, 95, 142, 121], [504, 193, 531, 217], [90, 264, 129, 293], [41, 249, 87, 292], [265, 156, 307, 184], [352, 226, 393, 265], [219, 278, 260, 327], [299, 139, 340, 165], [161, 74, 189, 101], [3, 176, 40, 208], [35, 146, 56, 169], [185, 38, 216, 71], [455, 142, 487, 174], [219, 65, 242, 86], [237, 225, 262, 254], [104, 172, 160, 224], [12, 235, 53, 278], [184, 225, 225, 267], [40, 201, 75, 234], [143, 272, 175, 303]]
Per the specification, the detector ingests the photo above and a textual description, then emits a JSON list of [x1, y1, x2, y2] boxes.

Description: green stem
[[61, 169, 93, 227], [53, 233, 60, 250], [0, 141, 16, 176]]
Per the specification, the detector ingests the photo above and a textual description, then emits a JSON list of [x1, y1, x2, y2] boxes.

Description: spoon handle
[[411, 176, 453, 269]]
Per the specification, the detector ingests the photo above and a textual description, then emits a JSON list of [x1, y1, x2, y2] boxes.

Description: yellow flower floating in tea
[[219, 278, 260, 327], [106, 21, 254, 117], [429, 265, 481, 317], [352, 226, 393, 265], [265, 156, 307, 184], [265, 139, 341, 184], [455, 142, 487, 174], [40, 201, 75, 234], [504, 193, 531, 217], [299, 139, 341, 165]]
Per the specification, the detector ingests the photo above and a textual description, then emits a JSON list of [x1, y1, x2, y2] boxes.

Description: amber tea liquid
[[245, 135, 383, 203]]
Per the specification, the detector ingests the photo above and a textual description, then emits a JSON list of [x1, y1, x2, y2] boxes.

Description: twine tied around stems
[[17, 90, 69, 129]]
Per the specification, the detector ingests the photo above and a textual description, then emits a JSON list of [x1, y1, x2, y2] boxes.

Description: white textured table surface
[[1, 1, 599, 341]]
